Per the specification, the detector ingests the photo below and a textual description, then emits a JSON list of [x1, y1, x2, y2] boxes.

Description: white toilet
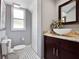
[[1, 39, 26, 55], [13, 45, 26, 54]]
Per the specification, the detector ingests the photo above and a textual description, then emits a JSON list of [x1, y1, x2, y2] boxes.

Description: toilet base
[[14, 47, 26, 55], [8, 53, 19, 59]]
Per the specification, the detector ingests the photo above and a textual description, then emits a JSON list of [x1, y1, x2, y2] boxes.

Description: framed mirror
[[59, 0, 77, 24]]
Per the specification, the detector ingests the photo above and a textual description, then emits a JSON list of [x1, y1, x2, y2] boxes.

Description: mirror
[[59, 0, 77, 24]]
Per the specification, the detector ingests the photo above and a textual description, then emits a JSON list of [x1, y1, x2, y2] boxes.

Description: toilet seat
[[13, 45, 26, 54], [13, 45, 26, 51]]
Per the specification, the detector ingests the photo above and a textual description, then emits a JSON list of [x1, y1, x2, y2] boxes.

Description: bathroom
[[0, 0, 79, 59], [0, 0, 41, 59]]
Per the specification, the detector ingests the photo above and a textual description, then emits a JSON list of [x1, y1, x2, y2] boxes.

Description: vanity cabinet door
[[59, 39, 79, 59], [44, 35, 79, 59], [60, 39, 79, 55], [44, 36, 59, 59], [59, 49, 77, 59]]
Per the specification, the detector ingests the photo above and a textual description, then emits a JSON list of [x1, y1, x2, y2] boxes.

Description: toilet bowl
[[13, 45, 26, 54], [1, 39, 26, 55]]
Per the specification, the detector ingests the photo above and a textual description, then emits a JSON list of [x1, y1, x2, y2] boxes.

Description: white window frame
[[11, 7, 26, 31]]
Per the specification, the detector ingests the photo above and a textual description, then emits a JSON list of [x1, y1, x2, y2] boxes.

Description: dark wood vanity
[[44, 35, 79, 59]]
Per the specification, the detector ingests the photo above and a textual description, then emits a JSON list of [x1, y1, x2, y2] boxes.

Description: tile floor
[[8, 45, 40, 59]]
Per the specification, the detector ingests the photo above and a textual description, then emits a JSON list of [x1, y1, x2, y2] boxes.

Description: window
[[11, 7, 25, 30]]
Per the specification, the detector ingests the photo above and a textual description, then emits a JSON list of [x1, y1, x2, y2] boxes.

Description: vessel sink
[[53, 29, 72, 35]]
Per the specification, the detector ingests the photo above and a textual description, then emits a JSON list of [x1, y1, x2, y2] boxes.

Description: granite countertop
[[43, 32, 79, 42]]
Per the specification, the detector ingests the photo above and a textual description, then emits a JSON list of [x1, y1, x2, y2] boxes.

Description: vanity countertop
[[43, 32, 79, 42]]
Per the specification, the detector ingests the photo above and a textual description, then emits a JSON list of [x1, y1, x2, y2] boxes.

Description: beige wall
[[42, 0, 57, 32], [42, 0, 79, 31], [64, 24, 79, 29], [42, 0, 78, 32]]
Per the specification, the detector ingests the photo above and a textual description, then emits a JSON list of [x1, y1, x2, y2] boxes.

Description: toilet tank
[[1, 39, 11, 55]]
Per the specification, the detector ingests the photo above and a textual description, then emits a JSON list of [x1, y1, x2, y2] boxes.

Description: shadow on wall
[[64, 24, 79, 28]]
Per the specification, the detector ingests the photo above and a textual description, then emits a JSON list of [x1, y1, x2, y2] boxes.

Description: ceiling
[[4, 0, 33, 9]]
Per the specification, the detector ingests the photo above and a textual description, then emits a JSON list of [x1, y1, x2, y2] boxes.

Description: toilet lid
[[13, 45, 26, 50]]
